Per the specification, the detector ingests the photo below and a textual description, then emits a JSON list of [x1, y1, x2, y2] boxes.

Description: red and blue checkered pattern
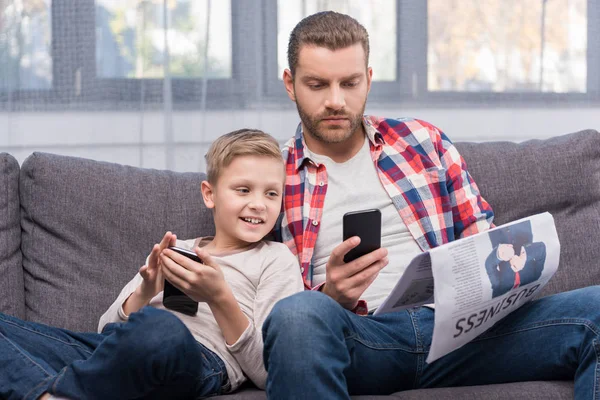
[[275, 116, 494, 302]]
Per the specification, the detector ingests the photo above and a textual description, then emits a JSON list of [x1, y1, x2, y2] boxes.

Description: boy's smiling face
[[201, 155, 284, 252]]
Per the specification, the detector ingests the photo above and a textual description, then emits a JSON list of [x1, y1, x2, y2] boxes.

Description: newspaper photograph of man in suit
[[485, 220, 546, 298]]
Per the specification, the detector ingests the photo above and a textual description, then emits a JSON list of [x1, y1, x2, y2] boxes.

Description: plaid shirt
[[275, 116, 494, 310]]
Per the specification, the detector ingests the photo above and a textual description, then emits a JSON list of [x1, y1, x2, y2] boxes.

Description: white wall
[[2, 107, 599, 172]]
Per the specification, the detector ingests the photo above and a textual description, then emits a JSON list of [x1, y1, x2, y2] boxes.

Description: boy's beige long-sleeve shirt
[[98, 238, 303, 392]]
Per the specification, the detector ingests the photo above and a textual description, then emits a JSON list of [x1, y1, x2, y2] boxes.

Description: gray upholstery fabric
[[391, 381, 573, 399], [0, 153, 25, 319], [214, 381, 573, 399], [20, 152, 215, 331], [456, 129, 600, 297]]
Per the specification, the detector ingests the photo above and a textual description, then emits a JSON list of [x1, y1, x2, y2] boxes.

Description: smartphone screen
[[343, 209, 382, 263], [162, 246, 200, 316]]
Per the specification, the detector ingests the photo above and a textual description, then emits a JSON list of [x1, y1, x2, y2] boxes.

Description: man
[[263, 11, 600, 399], [486, 241, 546, 298], [509, 241, 546, 288], [485, 219, 535, 297]]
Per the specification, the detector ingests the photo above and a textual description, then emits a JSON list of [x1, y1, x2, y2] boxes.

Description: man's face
[[283, 44, 372, 154]]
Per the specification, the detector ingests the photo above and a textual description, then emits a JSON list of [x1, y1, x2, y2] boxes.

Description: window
[[428, 0, 587, 94], [420, 0, 599, 104], [95, 0, 232, 79], [0, 0, 52, 91]]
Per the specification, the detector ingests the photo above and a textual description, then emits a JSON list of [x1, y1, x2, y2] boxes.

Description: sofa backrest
[[456, 129, 600, 298], [11, 129, 600, 330], [0, 153, 25, 319], [20, 152, 215, 331]]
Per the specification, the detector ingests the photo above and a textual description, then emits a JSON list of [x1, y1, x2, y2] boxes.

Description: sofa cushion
[[456, 129, 600, 297], [0, 153, 25, 319], [20, 152, 215, 331], [213, 380, 572, 399]]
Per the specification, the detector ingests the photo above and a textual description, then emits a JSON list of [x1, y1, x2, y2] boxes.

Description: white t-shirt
[[307, 137, 423, 310], [98, 238, 303, 392]]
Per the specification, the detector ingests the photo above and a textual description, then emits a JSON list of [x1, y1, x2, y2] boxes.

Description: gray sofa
[[1, 128, 599, 400]]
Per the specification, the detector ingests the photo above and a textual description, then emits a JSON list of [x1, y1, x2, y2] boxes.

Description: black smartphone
[[343, 209, 382, 263], [162, 246, 200, 316]]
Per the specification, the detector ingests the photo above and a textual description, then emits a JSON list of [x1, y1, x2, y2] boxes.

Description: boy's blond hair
[[205, 129, 283, 184]]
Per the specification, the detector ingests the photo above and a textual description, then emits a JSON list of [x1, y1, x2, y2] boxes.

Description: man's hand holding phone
[[321, 209, 388, 310], [322, 238, 388, 310]]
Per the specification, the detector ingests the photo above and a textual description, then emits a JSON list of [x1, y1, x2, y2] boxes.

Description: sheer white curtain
[[1, 0, 599, 171]]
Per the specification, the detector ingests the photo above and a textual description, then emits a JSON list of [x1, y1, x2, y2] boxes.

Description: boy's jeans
[[263, 286, 600, 400], [0, 306, 229, 400]]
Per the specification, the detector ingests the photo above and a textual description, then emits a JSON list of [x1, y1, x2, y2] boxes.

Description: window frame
[[1, 0, 599, 111], [267, 0, 600, 106], [413, 0, 600, 106], [262, 0, 406, 104], [76, 0, 263, 110], [0, 0, 74, 111]]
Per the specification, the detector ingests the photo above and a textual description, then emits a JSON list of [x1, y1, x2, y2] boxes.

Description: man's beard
[[296, 101, 366, 144]]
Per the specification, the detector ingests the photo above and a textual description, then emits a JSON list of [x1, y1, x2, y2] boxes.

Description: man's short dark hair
[[287, 11, 370, 76]]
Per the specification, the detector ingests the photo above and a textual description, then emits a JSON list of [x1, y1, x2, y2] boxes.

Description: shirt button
[[312, 220, 319, 226], [319, 181, 324, 186]]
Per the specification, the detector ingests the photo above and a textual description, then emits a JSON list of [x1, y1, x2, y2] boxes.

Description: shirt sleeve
[[97, 272, 145, 333], [428, 122, 495, 238], [225, 243, 304, 389]]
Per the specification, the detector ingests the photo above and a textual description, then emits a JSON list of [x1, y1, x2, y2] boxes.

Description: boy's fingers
[[159, 231, 172, 250], [161, 254, 192, 284], [195, 248, 222, 272], [148, 244, 161, 267]]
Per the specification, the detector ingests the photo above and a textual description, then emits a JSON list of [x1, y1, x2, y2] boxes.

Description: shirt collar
[[290, 115, 384, 172]]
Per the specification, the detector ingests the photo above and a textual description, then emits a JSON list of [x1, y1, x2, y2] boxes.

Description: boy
[[0, 129, 303, 400]]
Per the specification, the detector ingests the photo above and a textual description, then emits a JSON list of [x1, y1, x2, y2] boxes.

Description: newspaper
[[374, 212, 559, 363]]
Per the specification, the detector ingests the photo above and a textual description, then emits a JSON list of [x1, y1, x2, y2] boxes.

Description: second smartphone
[[342, 209, 382, 263]]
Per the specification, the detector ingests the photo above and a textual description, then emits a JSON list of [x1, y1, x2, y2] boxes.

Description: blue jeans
[[0, 307, 229, 400], [263, 286, 600, 399]]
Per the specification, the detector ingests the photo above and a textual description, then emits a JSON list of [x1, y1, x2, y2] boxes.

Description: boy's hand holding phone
[[138, 231, 176, 299], [161, 247, 230, 305], [123, 231, 177, 316], [162, 246, 249, 345]]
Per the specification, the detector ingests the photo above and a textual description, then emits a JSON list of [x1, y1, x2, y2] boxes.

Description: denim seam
[[409, 309, 425, 389], [194, 342, 229, 393], [471, 319, 600, 343], [23, 375, 54, 400], [345, 334, 418, 353], [1, 332, 55, 377], [594, 339, 599, 400], [191, 370, 226, 398], [49, 366, 68, 394], [0, 317, 95, 356]]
